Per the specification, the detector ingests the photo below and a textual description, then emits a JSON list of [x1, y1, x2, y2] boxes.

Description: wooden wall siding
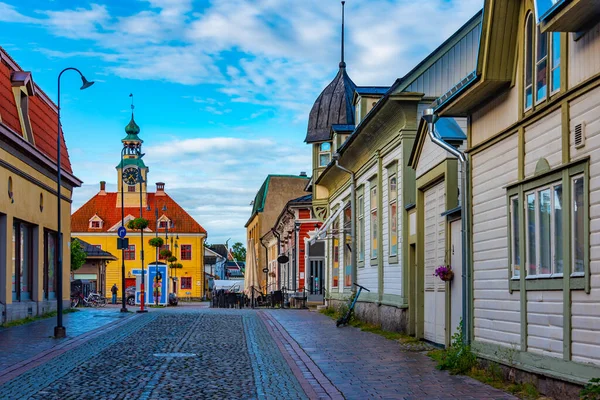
[[382, 147, 403, 297], [524, 109, 562, 178], [568, 21, 600, 89], [471, 86, 519, 147], [416, 137, 451, 179], [527, 291, 564, 358], [405, 23, 481, 98], [358, 168, 380, 293], [424, 181, 446, 344], [472, 134, 521, 348], [570, 86, 600, 365]]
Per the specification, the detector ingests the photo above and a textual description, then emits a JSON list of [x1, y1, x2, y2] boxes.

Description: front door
[[424, 181, 446, 345], [309, 259, 324, 295]]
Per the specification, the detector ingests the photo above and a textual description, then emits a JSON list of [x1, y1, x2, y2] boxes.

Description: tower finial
[[339, 1, 346, 69], [129, 93, 134, 115]]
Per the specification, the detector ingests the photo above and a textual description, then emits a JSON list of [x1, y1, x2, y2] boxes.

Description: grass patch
[[1, 308, 79, 328]]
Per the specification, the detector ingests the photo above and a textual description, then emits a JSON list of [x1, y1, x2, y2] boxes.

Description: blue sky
[[0, 0, 482, 246]]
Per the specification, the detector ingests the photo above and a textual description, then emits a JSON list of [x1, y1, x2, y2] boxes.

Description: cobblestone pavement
[[268, 310, 517, 400], [0, 307, 518, 399], [0, 308, 131, 373]]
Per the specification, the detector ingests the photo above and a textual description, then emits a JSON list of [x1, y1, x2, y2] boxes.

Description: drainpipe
[[272, 229, 281, 289], [260, 237, 269, 294], [332, 153, 356, 292], [422, 108, 471, 345]]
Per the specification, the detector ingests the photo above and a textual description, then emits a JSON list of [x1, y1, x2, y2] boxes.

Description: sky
[[0, 0, 482, 246]]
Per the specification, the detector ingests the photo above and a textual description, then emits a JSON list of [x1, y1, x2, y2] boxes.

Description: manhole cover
[[153, 353, 196, 358]]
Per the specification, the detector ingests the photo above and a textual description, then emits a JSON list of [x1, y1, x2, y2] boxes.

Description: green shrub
[[148, 237, 164, 248], [433, 321, 477, 374], [127, 218, 149, 230], [581, 378, 600, 400]]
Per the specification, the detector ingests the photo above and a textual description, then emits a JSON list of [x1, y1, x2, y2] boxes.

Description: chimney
[[299, 171, 307, 177], [99, 181, 106, 195], [156, 182, 165, 196]]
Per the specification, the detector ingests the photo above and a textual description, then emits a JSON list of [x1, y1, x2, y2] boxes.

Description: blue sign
[[117, 226, 127, 239]]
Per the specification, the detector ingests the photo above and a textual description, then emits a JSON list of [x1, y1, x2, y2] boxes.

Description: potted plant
[[160, 248, 172, 259], [148, 237, 164, 248], [434, 265, 454, 282], [127, 217, 149, 230]]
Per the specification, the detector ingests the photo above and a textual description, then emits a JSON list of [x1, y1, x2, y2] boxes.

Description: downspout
[[422, 108, 471, 345], [272, 229, 281, 289], [260, 237, 269, 293], [332, 153, 356, 292], [285, 209, 297, 291]]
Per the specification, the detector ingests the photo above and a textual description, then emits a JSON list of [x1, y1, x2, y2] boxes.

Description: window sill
[[509, 275, 585, 291], [358, 260, 365, 268], [388, 255, 398, 264], [370, 258, 378, 267]]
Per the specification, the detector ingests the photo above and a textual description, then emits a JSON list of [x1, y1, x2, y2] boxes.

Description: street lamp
[[119, 144, 132, 313], [136, 161, 148, 313], [55, 68, 94, 339], [149, 197, 167, 306]]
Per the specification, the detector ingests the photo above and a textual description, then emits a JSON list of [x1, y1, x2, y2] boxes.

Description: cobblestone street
[[0, 306, 516, 399]]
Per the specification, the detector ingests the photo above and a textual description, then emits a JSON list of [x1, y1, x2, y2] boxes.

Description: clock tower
[[116, 110, 149, 208]]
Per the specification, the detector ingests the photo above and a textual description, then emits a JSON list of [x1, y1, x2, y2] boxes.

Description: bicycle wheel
[[99, 297, 107, 307], [71, 297, 79, 308]]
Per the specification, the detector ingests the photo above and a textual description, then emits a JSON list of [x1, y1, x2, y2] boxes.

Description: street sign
[[117, 226, 127, 238], [262, 268, 269, 273], [117, 237, 129, 250]]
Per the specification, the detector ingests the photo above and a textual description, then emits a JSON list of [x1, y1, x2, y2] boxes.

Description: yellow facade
[[74, 232, 205, 298]]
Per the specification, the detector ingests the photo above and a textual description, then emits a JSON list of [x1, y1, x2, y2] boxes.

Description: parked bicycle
[[336, 283, 370, 327], [70, 291, 106, 308]]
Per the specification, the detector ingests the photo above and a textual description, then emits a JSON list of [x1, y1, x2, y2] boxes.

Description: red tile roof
[[71, 192, 207, 234], [0, 48, 72, 173]]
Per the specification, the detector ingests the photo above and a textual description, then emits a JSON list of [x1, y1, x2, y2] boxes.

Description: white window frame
[[370, 185, 378, 260], [525, 181, 563, 278], [510, 196, 520, 279], [550, 31, 561, 95], [571, 174, 585, 276], [319, 142, 331, 167], [388, 174, 398, 257]]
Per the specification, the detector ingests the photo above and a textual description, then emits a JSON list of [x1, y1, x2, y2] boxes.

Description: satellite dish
[[277, 255, 289, 264]]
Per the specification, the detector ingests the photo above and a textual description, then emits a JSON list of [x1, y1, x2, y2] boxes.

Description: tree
[[231, 242, 246, 261], [71, 239, 87, 271]]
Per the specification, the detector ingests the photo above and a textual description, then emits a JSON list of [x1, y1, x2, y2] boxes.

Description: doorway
[[308, 259, 324, 295]]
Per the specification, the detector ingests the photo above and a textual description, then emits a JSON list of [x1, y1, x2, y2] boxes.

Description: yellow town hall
[[71, 113, 207, 299]]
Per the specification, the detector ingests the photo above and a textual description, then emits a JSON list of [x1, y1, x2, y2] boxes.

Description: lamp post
[[55, 68, 94, 339], [119, 145, 129, 313], [137, 161, 148, 313], [150, 197, 167, 306]]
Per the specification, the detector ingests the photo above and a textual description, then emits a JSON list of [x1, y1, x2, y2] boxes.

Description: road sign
[[117, 226, 127, 238], [262, 268, 269, 273]]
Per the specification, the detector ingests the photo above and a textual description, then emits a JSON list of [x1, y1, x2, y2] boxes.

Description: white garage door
[[424, 181, 446, 345]]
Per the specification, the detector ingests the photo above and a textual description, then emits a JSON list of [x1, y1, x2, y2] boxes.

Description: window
[[525, 183, 563, 276], [524, 13, 534, 110], [128, 185, 136, 192], [358, 194, 365, 262], [389, 174, 398, 257], [370, 185, 378, 259], [181, 244, 192, 260], [159, 221, 168, 229], [332, 217, 339, 287], [91, 220, 101, 229], [319, 142, 331, 167], [510, 197, 521, 278], [508, 161, 588, 289], [343, 206, 352, 287], [573, 176, 584, 274], [44, 230, 57, 300], [159, 244, 170, 260], [535, 26, 548, 103], [550, 32, 561, 93], [181, 277, 192, 289], [124, 245, 136, 260], [12, 222, 33, 301]]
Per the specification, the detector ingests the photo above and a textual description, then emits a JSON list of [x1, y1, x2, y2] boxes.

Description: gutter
[[271, 229, 282, 290], [423, 108, 471, 345]]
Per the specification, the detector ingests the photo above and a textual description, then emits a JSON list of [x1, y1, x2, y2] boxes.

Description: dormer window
[[11, 71, 35, 144], [319, 142, 331, 167], [89, 214, 104, 229], [159, 221, 168, 229]]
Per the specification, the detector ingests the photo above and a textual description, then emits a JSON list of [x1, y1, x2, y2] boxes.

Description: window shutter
[[574, 122, 585, 148]]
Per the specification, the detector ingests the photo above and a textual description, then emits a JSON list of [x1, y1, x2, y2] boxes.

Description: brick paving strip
[[0, 312, 140, 386], [259, 311, 344, 400]]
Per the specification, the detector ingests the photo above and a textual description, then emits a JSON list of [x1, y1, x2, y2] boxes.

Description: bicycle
[[87, 292, 107, 307], [336, 283, 370, 327]]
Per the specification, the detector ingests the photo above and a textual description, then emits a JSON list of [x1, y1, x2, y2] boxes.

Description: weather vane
[[129, 93, 134, 112]]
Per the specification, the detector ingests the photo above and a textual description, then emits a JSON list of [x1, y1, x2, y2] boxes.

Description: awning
[[309, 203, 348, 245]]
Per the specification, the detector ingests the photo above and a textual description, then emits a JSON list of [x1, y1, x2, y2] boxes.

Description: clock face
[[122, 167, 139, 185]]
